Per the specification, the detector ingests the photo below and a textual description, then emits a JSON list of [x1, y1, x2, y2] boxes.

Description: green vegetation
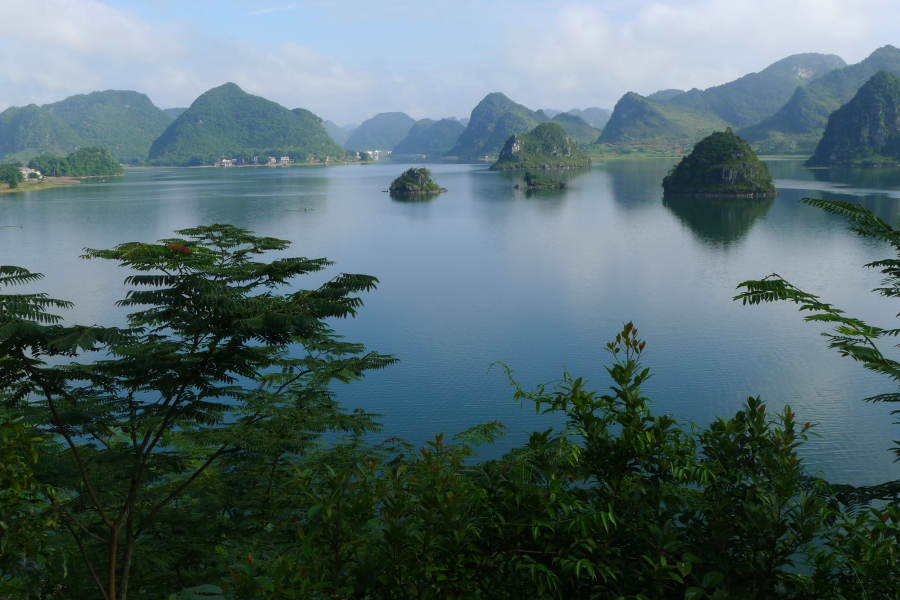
[[5, 214, 900, 596], [549, 113, 602, 147], [596, 92, 730, 150], [0, 227, 396, 599], [667, 53, 846, 127], [388, 167, 446, 193], [662, 129, 777, 196], [491, 122, 590, 171], [0, 104, 84, 163], [324, 120, 351, 147], [43, 90, 173, 164], [446, 92, 549, 158], [741, 45, 900, 154], [807, 71, 900, 166], [392, 118, 466, 156], [28, 147, 124, 177], [522, 170, 565, 188], [0, 163, 23, 187], [344, 112, 417, 151], [148, 83, 347, 166], [647, 89, 686, 101]]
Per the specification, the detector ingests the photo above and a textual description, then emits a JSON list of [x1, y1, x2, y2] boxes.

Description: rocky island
[[388, 167, 447, 195], [806, 70, 900, 167], [662, 129, 777, 197], [490, 122, 591, 171]]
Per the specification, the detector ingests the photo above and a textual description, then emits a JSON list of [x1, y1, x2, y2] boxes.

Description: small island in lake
[[491, 122, 591, 171], [388, 168, 447, 194], [662, 129, 777, 197], [516, 170, 566, 189], [806, 70, 900, 167]]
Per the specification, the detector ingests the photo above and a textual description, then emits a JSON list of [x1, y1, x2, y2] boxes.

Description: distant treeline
[[28, 147, 124, 177]]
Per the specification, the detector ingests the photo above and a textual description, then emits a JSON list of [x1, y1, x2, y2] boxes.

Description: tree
[[0, 225, 396, 600]]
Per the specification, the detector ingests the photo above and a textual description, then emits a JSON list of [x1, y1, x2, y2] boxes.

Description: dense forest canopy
[[28, 147, 124, 177]]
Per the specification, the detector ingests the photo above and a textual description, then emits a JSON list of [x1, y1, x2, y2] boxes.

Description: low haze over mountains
[[344, 113, 417, 152], [2, 45, 899, 166]]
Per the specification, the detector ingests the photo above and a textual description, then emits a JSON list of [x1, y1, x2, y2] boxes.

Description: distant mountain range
[[345, 112, 417, 151], [4, 45, 900, 167], [741, 45, 900, 154], [393, 118, 466, 155], [598, 92, 730, 148], [601, 53, 847, 151], [148, 83, 345, 166]]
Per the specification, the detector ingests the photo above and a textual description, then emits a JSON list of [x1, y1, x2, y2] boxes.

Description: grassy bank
[[0, 177, 81, 195]]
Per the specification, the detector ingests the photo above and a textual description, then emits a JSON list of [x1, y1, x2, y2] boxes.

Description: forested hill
[[807, 71, 900, 166], [666, 53, 846, 127], [491, 122, 590, 170], [597, 92, 730, 148], [741, 45, 900, 154], [43, 90, 173, 164], [344, 113, 417, 151], [147, 83, 345, 166], [0, 105, 84, 163], [550, 113, 602, 147], [446, 93, 549, 158], [163, 108, 187, 119], [392, 118, 466, 155]]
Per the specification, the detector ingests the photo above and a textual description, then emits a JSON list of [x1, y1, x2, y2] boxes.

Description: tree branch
[[63, 520, 109, 600]]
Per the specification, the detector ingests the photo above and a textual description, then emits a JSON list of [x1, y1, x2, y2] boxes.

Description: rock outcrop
[[662, 129, 777, 197], [491, 123, 590, 171], [806, 70, 900, 166], [388, 168, 447, 194]]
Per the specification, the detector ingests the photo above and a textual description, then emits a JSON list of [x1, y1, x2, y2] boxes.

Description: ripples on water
[[2, 159, 900, 485]]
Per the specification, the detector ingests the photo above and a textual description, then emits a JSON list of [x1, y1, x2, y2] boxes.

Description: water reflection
[[663, 195, 775, 247]]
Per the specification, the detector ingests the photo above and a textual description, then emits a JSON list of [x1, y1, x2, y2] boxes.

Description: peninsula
[[490, 122, 591, 171], [388, 168, 447, 194], [662, 129, 777, 197]]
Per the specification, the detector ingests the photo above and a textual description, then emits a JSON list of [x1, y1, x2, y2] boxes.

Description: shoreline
[[0, 177, 81, 195]]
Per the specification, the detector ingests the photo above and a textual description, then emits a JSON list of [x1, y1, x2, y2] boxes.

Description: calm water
[[3, 159, 900, 486]]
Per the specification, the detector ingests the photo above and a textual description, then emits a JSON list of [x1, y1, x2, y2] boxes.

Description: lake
[[3, 159, 900, 486]]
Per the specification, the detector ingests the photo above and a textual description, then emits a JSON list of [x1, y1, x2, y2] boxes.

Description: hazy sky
[[2, 0, 898, 124]]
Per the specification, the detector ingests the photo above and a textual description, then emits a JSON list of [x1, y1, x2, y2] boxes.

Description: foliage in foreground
[[3, 197, 900, 598]]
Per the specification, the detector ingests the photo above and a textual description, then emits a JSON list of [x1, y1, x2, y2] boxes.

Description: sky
[[1, 0, 898, 125]]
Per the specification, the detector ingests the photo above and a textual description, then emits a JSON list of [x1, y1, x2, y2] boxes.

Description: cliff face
[[807, 70, 900, 166], [491, 123, 590, 170], [662, 129, 777, 197]]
